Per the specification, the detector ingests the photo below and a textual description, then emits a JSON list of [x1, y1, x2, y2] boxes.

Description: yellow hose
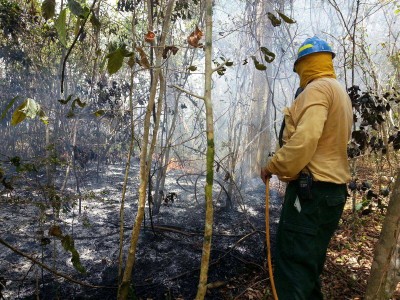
[[265, 178, 279, 300]]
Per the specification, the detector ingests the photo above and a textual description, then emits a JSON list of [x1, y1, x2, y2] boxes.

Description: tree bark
[[117, 1, 175, 299], [365, 169, 400, 300], [195, 0, 214, 298], [153, 48, 193, 214], [241, 0, 272, 178], [118, 59, 136, 282]]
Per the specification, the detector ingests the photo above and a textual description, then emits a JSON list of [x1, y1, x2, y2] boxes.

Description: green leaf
[[41, 0, 55, 20], [21, 98, 40, 119], [58, 94, 74, 105], [267, 12, 281, 27], [117, 45, 134, 58], [90, 12, 101, 31], [73, 98, 86, 108], [225, 61, 234, 67], [11, 98, 42, 126], [94, 109, 105, 117], [1, 96, 19, 120], [106, 48, 125, 75], [277, 12, 296, 24], [251, 56, 267, 71], [61, 235, 73, 250], [395, 8, 400, 15], [217, 67, 227, 76], [255, 63, 267, 71], [68, 0, 86, 17], [74, 17, 81, 36], [187, 65, 197, 71], [38, 109, 49, 125], [55, 9, 68, 47], [61, 235, 86, 273], [81, 6, 90, 18], [71, 248, 86, 273], [11, 107, 26, 126], [260, 47, 276, 63]]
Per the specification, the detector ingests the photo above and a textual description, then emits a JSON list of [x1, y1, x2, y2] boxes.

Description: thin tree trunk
[[117, 1, 175, 299], [151, 92, 168, 214], [147, 72, 166, 216], [153, 47, 193, 213], [227, 118, 243, 208], [241, 0, 271, 178], [117, 57, 160, 300], [153, 85, 180, 213], [61, 158, 71, 192], [45, 124, 53, 187], [365, 169, 400, 300], [70, 120, 82, 214], [195, 0, 214, 298], [118, 63, 136, 282]]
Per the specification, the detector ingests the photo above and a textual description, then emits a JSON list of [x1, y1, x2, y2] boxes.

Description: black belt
[[311, 181, 346, 188]]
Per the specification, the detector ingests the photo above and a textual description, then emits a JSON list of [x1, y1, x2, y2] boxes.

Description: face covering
[[295, 52, 336, 88]]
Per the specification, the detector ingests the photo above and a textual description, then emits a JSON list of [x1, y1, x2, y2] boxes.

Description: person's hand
[[260, 166, 272, 184]]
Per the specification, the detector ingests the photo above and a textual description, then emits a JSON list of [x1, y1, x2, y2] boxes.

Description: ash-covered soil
[[0, 163, 284, 299]]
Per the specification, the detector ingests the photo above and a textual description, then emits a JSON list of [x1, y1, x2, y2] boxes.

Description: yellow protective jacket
[[266, 77, 353, 184]]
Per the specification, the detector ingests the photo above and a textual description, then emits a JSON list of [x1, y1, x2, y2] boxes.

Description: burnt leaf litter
[[0, 162, 283, 299], [1, 161, 398, 299]]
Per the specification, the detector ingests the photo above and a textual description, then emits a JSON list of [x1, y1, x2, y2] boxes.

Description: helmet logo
[[298, 43, 313, 54]]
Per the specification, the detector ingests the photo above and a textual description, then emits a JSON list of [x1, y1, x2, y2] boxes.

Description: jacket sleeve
[[266, 88, 329, 177]]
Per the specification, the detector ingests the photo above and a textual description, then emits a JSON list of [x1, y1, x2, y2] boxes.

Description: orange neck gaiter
[[295, 52, 336, 88]]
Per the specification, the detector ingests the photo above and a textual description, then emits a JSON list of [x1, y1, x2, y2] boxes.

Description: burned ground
[[0, 164, 284, 300], [1, 162, 395, 299]]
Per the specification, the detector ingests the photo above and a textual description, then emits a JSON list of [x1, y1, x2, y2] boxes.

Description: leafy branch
[[61, 0, 98, 93]]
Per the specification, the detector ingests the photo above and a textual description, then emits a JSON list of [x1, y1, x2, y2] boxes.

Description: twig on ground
[[161, 230, 261, 282], [107, 220, 258, 238], [0, 238, 117, 289], [18, 261, 36, 298], [227, 252, 265, 271]]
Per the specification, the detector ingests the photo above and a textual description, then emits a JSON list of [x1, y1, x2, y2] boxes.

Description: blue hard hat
[[293, 36, 335, 72]]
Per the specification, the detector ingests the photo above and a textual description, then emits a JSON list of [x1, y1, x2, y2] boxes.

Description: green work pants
[[274, 180, 347, 300]]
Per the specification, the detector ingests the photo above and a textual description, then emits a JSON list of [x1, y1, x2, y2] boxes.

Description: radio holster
[[297, 172, 313, 200]]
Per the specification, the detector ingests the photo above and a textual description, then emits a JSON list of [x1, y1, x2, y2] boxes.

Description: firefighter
[[261, 36, 353, 299]]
